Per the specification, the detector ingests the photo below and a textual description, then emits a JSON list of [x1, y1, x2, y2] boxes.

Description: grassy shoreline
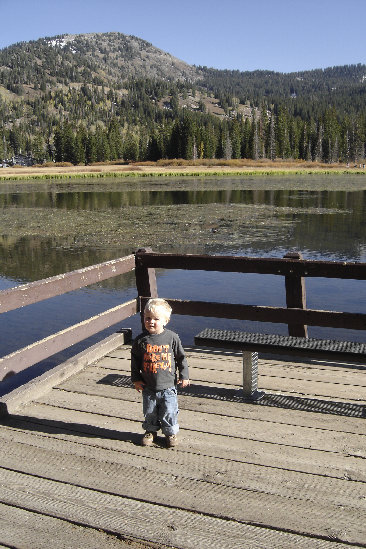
[[1, 161, 366, 182]]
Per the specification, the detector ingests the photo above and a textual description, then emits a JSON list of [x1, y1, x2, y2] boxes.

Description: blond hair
[[144, 298, 172, 323]]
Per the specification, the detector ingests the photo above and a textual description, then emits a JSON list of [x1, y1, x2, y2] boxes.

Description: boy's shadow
[[0, 413, 143, 446]]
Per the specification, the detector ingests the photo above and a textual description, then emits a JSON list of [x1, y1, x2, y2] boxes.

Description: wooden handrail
[[0, 299, 137, 379], [0, 254, 137, 381], [0, 255, 135, 314], [163, 299, 366, 331], [135, 251, 366, 280], [136, 252, 366, 337]]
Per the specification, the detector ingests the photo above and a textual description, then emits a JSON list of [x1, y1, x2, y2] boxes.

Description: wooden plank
[[0, 502, 139, 549], [53, 381, 366, 440], [107, 346, 244, 366], [259, 375, 366, 402], [60, 353, 366, 404], [0, 470, 356, 549], [2, 406, 364, 484], [128, 340, 353, 370], [1, 346, 365, 549], [96, 352, 366, 389], [0, 333, 130, 417], [22, 393, 366, 457], [1, 411, 365, 484], [3, 432, 365, 509], [54, 361, 366, 430], [96, 355, 243, 384], [4, 399, 366, 482], [259, 356, 366, 374], [0, 254, 135, 314], [0, 299, 137, 379], [92, 365, 366, 403], [0, 434, 365, 545], [104, 347, 366, 375], [136, 251, 366, 279]]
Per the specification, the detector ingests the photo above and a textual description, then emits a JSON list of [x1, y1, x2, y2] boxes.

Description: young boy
[[131, 298, 190, 448]]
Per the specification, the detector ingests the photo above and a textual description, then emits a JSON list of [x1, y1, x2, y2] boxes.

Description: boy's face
[[144, 309, 168, 335]]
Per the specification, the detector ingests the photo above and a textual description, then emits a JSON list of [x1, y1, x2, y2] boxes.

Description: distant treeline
[[0, 34, 365, 164], [1, 99, 364, 165]]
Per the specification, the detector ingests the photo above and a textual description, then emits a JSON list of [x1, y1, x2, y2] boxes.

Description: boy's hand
[[134, 380, 145, 392], [178, 379, 190, 388]]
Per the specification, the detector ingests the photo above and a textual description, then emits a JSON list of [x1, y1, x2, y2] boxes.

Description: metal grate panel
[[195, 329, 366, 361]]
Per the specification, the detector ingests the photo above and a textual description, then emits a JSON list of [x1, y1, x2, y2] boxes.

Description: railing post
[[135, 248, 158, 329], [284, 251, 308, 337]]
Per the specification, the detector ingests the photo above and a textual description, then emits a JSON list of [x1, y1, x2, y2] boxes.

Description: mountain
[[0, 32, 365, 165], [0, 32, 199, 95], [1, 32, 365, 113]]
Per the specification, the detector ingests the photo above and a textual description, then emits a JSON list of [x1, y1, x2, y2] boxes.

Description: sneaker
[[166, 434, 178, 448], [141, 431, 157, 446]]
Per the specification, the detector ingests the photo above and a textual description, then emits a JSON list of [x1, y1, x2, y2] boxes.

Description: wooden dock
[[0, 342, 365, 549]]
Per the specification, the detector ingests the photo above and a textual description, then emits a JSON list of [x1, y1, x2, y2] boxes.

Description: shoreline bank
[[1, 162, 366, 182]]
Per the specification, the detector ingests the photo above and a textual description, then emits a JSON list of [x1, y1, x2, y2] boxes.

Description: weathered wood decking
[[0, 344, 365, 549]]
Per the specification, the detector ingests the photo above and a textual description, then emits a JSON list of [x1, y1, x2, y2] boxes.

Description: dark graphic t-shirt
[[131, 329, 189, 390]]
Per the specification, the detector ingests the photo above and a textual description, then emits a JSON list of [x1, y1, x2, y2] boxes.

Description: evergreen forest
[[0, 32, 365, 165]]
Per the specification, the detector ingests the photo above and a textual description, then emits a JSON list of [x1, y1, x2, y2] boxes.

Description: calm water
[[1, 176, 366, 391]]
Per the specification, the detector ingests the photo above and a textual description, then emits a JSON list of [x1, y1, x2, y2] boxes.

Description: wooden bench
[[194, 329, 366, 401]]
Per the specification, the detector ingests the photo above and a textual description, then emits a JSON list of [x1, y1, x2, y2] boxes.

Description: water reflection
[[1, 187, 365, 212], [0, 178, 365, 390], [1, 187, 365, 271], [0, 235, 134, 284]]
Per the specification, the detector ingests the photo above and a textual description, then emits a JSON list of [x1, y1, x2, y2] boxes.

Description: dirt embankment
[[0, 160, 364, 181]]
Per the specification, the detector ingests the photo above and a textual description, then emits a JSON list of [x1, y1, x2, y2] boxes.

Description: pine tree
[[349, 118, 364, 163], [224, 134, 232, 160], [73, 130, 86, 164], [107, 120, 123, 160], [123, 131, 139, 161], [168, 121, 180, 158], [230, 119, 241, 159], [268, 112, 276, 161], [53, 126, 64, 162], [323, 108, 340, 163], [179, 115, 196, 160], [0, 132, 5, 160], [95, 126, 110, 162], [146, 132, 161, 161], [276, 107, 291, 159], [251, 117, 259, 160], [241, 118, 251, 158], [9, 127, 22, 155], [32, 134, 45, 163], [203, 123, 217, 159], [86, 133, 97, 164], [314, 123, 324, 162], [63, 124, 76, 163]]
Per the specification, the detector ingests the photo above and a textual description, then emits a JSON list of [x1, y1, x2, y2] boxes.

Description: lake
[[1, 175, 366, 390]]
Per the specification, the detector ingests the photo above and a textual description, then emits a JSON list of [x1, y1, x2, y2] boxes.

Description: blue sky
[[0, 0, 365, 73]]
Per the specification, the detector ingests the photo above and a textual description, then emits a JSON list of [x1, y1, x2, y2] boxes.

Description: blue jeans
[[142, 386, 179, 436]]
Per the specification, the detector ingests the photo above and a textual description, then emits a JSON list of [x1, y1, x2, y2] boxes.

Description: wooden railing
[[135, 248, 366, 337], [1, 248, 365, 382], [0, 256, 137, 381]]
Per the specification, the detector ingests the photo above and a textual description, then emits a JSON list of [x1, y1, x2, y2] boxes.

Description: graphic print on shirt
[[143, 343, 172, 374]]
